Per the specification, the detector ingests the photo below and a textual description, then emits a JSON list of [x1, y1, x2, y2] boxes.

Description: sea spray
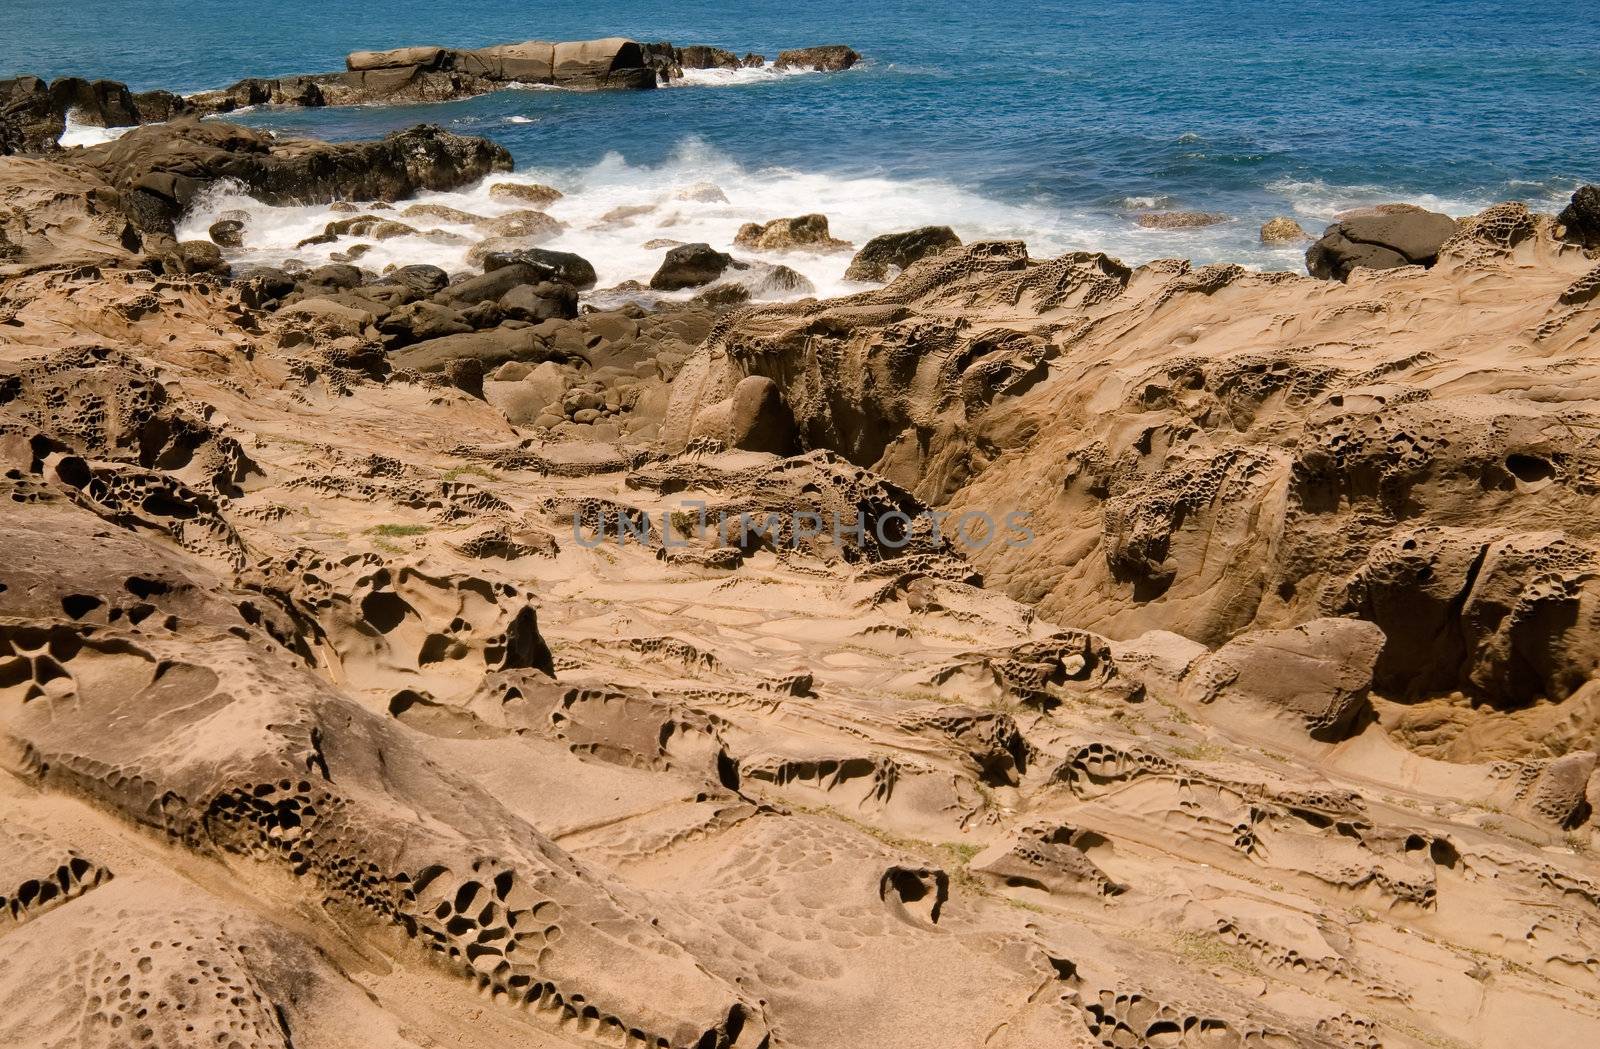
[[177, 135, 1337, 294]]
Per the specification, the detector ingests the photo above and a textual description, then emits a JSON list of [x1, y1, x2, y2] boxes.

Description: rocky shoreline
[[3, 54, 1600, 1049], [0, 37, 861, 154]]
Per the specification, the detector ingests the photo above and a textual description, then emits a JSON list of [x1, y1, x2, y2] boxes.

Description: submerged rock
[[1134, 210, 1228, 230]]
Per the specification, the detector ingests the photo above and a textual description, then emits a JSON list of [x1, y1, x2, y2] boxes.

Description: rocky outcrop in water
[[1305, 204, 1459, 280], [2, 37, 865, 151], [84, 119, 511, 236]]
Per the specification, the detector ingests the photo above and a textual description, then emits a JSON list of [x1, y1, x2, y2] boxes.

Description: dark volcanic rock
[[1305, 206, 1459, 281], [2, 75, 141, 154], [1557, 185, 1600, 249], [378, 300, 474, 347], [499, 282, 579, 322], [844, 226, 961, 282], [651, 243, 737, 290], [435, 264, 546, 308], [481, 248, 597, 290], [81, 119, 512, 234], [208, 219, 245, 248], [1, 76, 61, 154], [388, 264, 450, 297], [47, 77, 140, 130]]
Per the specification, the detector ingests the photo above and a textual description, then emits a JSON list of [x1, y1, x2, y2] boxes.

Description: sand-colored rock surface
[[3, 137, 1600, 1049]]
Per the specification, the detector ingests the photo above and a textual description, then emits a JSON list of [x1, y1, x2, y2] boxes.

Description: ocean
[[8, 0, 1598, 293]]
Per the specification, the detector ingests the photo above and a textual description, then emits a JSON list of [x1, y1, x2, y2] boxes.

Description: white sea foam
[[665, 63, 820, 88], [177, 138, 1390, 298], [57, 115, 134, 148], [1259, 176, 1543, 224]]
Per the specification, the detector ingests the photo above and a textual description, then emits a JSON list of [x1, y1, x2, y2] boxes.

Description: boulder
[[553, 38, 655, 89], [1, 76, 62, 154], [389, 325, 548, 373], [499, 281, 578, 322], [378, 299, 474, 347], [277, 297, 378, 337], [324, 215, 417, 240], [1259, 216, 1309, 243], [677, 46, 741, 70], [80, 119, 512, 234], [1181, 619, 1385, 743], [481, 247, 597, 289], [455, 38, 655, 90], [489, 182, 564, 207], [174, 239, 228, 275], [467, 233, 564, 268], [1557, 184, 1600, 249], [346, 47, 449, 72], [483, 209, 563, 239], [130, 89, 191, 123], [401, 202, 486, 224], [459, 41, 556, 81], [230, 265, 297, 308], [774, 46, 861, 71], [387, 263, 450, 297], [298, 263, 364, 294], [736, 261, 816, 298], [208, 218, 245, 248], [485, 360, 571, 425], [844, 226, 961, 281], [434, 263, 545, 307], [651, 243, 737, 290], [734, 214, 851, 253], [1305, 207, 1458, 280], [674, 182, 728, 203]]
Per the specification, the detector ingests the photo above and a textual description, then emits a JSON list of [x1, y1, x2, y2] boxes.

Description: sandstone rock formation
[[651, 243, 740, 290], [1259, 215, 1309, 242], [734, 213, 852, 253], [2, 122, 1599, 1049]]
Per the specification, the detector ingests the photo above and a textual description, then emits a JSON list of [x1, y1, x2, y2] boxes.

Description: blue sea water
[[7, 0, 1599, 280]]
